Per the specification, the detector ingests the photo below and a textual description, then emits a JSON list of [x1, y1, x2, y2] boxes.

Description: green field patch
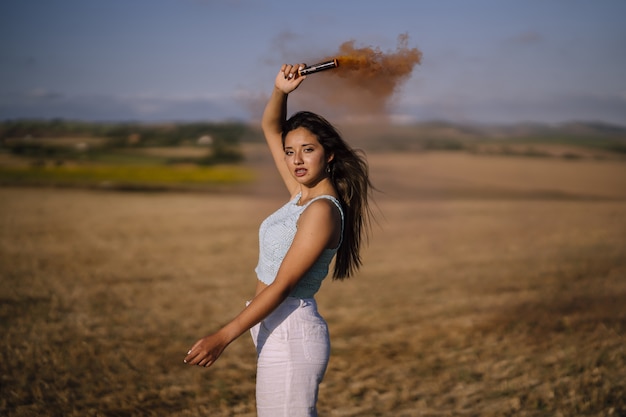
[[0, 164, 254, 188]]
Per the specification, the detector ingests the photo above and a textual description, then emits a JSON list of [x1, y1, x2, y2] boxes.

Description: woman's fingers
[[283, 64, 295, 79], [280, 63, 306, 80], [183, 349, 198, 365], [184, 342, 200, 364], [198, 356, 212, 367], [184, 335, 225, 367], [184, 343, 206, 365], [185, 348, 212, 366], [275, 64, 307, 94]]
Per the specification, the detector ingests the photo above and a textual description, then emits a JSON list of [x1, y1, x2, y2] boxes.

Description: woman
[[185, 63, 373, 416]]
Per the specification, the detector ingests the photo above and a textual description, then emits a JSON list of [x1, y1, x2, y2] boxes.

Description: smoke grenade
[[243, 34, 422, 121], [299, 59, 339, 76]]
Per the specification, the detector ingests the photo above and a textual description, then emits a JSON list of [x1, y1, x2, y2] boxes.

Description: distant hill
[[329, 120, 626, 158]]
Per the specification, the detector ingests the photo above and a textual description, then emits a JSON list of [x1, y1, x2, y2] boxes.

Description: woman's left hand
[[184, 331, 229, 367]]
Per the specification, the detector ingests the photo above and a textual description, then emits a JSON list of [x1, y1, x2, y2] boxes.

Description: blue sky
[[1, 0, 625, 125]]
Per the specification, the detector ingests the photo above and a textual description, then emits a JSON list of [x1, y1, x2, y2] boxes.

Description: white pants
[[249, 297, 330, 417]]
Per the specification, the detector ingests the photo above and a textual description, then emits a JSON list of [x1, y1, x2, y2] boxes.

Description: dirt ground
[[1, 149, 626, 416]]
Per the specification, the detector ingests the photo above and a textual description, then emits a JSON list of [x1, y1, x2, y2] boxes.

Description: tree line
[[0, 119, 252, 164]]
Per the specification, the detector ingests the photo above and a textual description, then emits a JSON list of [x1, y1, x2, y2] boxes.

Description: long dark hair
[[283, 111, 373, 279]]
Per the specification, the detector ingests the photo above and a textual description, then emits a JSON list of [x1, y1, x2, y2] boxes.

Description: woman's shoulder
[[298, 196, 344, 248], [307, 195, 341, 211], [311, 193, 341, 207], [302, 195, 343, 221]]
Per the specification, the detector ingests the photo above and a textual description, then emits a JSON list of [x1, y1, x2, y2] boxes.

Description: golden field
[[1, 145, 625, 416]]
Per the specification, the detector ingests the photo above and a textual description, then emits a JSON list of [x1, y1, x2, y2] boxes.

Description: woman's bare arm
[[261, 64, 306, 197], [184, 200, 335, 367]]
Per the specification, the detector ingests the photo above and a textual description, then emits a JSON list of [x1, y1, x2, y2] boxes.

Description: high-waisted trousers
[[249, 297, 330, 417]]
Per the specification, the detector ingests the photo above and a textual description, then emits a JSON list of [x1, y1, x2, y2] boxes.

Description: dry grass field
[[1, 147, 626, 416]]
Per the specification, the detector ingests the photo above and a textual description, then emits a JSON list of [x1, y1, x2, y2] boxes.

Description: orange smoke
[[300, 33, 422, 120]]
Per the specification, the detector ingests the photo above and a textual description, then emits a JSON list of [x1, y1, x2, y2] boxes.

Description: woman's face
[[284, 127, 331, 186]]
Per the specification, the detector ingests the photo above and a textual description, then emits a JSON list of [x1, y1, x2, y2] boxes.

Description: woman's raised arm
[[261, 64, 306, 196]]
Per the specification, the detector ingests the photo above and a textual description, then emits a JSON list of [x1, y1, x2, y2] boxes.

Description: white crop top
[[255, 192, 344, 298]]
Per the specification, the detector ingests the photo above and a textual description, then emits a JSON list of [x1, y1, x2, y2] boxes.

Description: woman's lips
[[295, 168, 307, 177]]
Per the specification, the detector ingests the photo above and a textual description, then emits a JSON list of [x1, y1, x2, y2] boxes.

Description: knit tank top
[[255, 192, 344, 299]]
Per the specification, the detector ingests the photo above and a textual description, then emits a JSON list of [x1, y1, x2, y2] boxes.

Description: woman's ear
[[327, 153, 334, 164]]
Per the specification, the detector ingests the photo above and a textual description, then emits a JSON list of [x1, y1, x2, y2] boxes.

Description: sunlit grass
[[0, 164, 254, 187]]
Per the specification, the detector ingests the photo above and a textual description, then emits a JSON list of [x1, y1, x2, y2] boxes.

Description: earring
[[326, 164, 331, 174]]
